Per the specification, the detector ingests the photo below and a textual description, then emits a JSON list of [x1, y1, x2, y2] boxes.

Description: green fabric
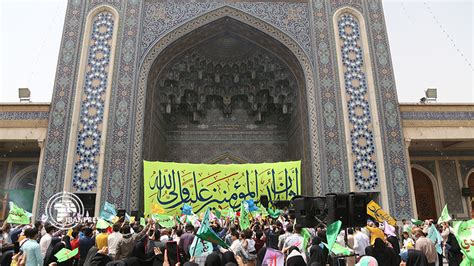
[[239, 202, 251, 230], [196, 208, 229, 248], [301, 228, 311, 251], [151, 214, 175, 228], [6, 201, 30, 225], [326, 220, 342, 252], [6, 189, 34, 213], [196, 227, 229, 248], [55, 248, 78, 262], [411, 219, 423, 226], [96, 218, 110, 229], [267, 208, 282, 219], [454, 220, 474, 264], [214, 209, 221, 219], [189, 236, 213, 257], [437, 204, 452, 224], [323, 242, 351, 256], [140, 217, 146, 226]]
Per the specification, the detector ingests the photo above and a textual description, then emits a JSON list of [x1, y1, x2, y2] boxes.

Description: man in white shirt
[[282, 224, 306, 262], [229, 230, 242, 254], [107, 223, 122, 257], [39, 225, 55, 258], [353, 227, 370, 257], [278, 224, 293, 250]]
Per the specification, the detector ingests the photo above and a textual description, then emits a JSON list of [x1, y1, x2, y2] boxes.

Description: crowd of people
[[0, 208, 467, 266]]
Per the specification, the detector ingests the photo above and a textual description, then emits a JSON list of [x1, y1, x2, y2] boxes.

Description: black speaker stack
[[292, 192, 368, 228]]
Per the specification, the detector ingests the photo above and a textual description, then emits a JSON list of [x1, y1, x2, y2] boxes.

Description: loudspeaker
[[117, 209, 126, 217], [326, 193, 349, 227], [260, 195, 269, 209], [348, 192, 368, 227], [293, 196, 317, 228], [311, 196, 327, 221], [273, 200, 291, 209], [130, 211, 143, 218]]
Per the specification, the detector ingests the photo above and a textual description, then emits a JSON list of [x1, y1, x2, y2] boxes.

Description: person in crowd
[[365, 238, 398, 266], [353, 226, 370, 258], [95, 228, 108, 250], [20, 227, 42, 266], [401, 231, 415, 250], [278, 223, 293, 251], [307, 235, 327, 266], [445, 229, 463, 266], [282, 224, 306, 262], [107, 223, 122, 258], [413, 228, 437, 266], [78, 227, 95, 266], [400, 249, 428, 266], [39, 225, 54, 258], [286, 246, 306, 266], [178, 223, 195, 260], [365, 221, 385, 245]]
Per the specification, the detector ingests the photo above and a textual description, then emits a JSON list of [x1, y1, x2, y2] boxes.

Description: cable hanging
[[423, 1, 473, 72]]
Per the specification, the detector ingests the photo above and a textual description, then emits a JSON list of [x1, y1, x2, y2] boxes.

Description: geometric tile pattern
[[72, 12, 115, 192], [438, 160, 464, 213], [363, 1, 414, 218], [337, 13, 379, 191]]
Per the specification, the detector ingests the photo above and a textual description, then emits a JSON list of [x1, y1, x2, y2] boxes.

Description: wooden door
[[412, 168, 437, 220]]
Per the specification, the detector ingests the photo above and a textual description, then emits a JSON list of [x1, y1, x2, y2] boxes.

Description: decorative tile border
[[335, 13, 379, 191], [71, 11, 115, 192], [0, 111, 50, 120], [37, 0, 87, 215], [141, 1, 312, 59], [401, 111, 474, 120], [362, 1, 413, 218], [309, 0, 349, 194]]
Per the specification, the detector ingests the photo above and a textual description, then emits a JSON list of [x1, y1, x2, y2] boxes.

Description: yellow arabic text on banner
[[144, 161, 301, 216], [367, 200, 397, 226]]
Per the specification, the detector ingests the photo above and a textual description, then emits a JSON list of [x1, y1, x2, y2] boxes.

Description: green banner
[[144, 161, 301, 216], [454, 220, 474, 265]]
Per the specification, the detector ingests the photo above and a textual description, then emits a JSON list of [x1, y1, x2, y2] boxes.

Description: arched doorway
[[468, 172, 474, 218], [133, 7, 321, 210], [142, 19, 312, 196], [411, 167, 437, 220], [142, 17, 310, 172]]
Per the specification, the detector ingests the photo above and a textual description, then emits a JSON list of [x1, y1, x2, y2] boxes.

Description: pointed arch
[[129, 6, 321, 210], [411, 164, 442, 219]]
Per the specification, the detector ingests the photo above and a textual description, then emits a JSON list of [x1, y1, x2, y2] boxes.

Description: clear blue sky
[[0, 0, 472, 103]]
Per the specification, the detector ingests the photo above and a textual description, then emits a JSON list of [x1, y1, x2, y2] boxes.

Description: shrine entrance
[[411, 167, 438, 220], [142, 17, 313, 194]]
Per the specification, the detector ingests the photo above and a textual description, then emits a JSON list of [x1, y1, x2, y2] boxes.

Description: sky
[[0, 0, 472, 103]]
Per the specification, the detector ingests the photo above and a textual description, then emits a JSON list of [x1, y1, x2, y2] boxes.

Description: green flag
[[411, 219, 423, 226], [437, 204, 452, 224], [6, 202, 30, 225], [140, 217, 146, 227], [189, 236, 213, 257], [302, 228, 311, 251], [454, 220, 474, 265], [221, 208, 235, 219], [196, 208, 229, 248], [152, 214, 175, 228], [326, 220, 342, 252], [196, 226, 229, 248], [55, 248, 79, 262], [240, 202, 251, 230], [323, 242, 351, 256], [267, 208, 282, 219], [215, 209, 222, 219], [96, 218, 110, 229]]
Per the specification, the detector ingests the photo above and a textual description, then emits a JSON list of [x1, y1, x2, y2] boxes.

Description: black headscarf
[[308, 236, 327, 266], [43, 237, 62, 266]]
